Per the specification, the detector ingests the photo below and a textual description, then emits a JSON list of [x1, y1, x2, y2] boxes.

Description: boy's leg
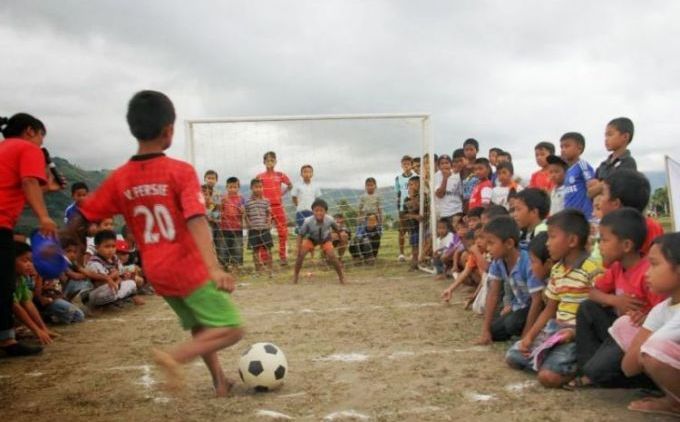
[[45, 298, 85, 324], [491, 307, 529, 341], [627, 349, 680, 416], [582, 336, 652, 388], [505, 340, 533, 370], [576, 300, 617, 370], [271, 204, 288, 262], [537, 342, 578, 388], [293, 240, 313, 283], [235, 232, 244, 266], [323, 243, 345, 284]]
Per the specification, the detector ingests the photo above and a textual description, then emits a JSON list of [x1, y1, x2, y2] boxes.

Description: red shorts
[[301, 239, 334, 253]]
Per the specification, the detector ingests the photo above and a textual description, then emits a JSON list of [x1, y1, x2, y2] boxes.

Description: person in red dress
[[256, 151, 293, 265]]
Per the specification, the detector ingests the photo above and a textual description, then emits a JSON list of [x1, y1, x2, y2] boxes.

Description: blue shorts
[[409, 230, 419, 246], [506, 336, 577, 375], [295, 210, 313, 232]]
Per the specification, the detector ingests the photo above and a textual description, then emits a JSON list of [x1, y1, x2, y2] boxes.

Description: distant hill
[[13, 159, 667, 235]]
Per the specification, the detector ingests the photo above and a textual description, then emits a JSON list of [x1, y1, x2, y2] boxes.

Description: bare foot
[[628, 396, 680, 417], [292, 276, 299, 284], [214, 377, 236, 398], [152, 348, 184, 391], [132, 296, 146, 306]]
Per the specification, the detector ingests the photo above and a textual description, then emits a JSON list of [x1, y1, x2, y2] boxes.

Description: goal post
[[184, 113, 436, 273]]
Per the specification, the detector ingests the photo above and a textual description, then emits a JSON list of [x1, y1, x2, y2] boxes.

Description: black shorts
[[248, 229, 273, 249]]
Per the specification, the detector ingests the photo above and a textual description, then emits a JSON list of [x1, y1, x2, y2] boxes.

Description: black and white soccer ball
[[238, 342, 288, 391]]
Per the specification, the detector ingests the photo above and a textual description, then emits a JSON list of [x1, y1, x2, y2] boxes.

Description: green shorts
[[164, 281, 242, 330]]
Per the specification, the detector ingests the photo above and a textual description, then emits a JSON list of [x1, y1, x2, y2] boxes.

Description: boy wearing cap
[[547, 155, 568, 216]]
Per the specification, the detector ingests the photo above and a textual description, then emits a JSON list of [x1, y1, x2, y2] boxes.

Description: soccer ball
[[238, 342, 288, 391]]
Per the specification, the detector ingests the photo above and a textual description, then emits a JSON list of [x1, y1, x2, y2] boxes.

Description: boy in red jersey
[[256, 151, 293, 265], [72, 91, 243, 397]]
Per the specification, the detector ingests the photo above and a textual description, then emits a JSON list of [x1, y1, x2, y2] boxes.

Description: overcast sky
[[2, 1, 679, 188]]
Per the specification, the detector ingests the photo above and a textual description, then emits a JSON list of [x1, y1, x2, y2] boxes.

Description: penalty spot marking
[[314, 353, 369, 362], [323, 410, 370, 421], [465, 391, 495, 402], [504, 380, 538, 393], [255, 409, 293, 420]]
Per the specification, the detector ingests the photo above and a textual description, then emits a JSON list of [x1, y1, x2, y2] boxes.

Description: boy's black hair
[[497, 150, 512, 161], [311, 198, 328, 211], [437, 217, 452, 232], [0, 113, 46, 139], [483, 215, 520, 247], [263, 151, 277, 160], [204, 170, 218, 179], [474, 157, 492, 178], [94, 229, 117, 246], [201, 183, 213, 194], [464, 230, 476, 241], [560, 132, 586, 151], [546, 155, 568, 170], [482, 204, 510, 220], [452, 148, 465, 159], [496, 161, 514, 175], [438, 154, 452, 164], [226, 176, 239, 185], [126, 90, 175, 141], [413, 157, 421, 163], [546, 209, 590, 249], [250, 178, 262, 188], [71, 181, 89, 195], [365, 212, 378, 220], [468, 206, 484, 218], [300, 164, 313, 173], [528, 232, 550, 263], [14, 241, 31, 256], [534, 142, 555, 155], [401, 155, 413, 163], [409, 176, 420, 184], [60, 236, 80, 250], [365, 177, 377, 185], [515, 188, 551, 219], [604, 169, 650, 213], [463, 138, 479, 151], [489, 147, 503, 154], [608, 117, 634, 144], [652, 233, 680, 267], [600, 207, 647, 251], [333, 213, 344, 219]]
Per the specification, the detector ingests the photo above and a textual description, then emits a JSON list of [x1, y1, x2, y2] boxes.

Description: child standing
[[403, 176, 425, 270], [588, 117, 638, 198], [616, 233, 680, 417], [529, 142, 556, 191], [245, 178, 274, 276], [220, 177, 246, 270], [433, 154, 463, 219], [293, 199, 345, 284], [257, 151, 293, 265], [546, 154, 568, 216], [474, 216, 545, 344], [395, 155, 415, 262], [572, 208, 663, 389], [468, 158, 493, 210], [560, 132, 595, 220], [292, 164, 322, 232], [461, 140, 480, 211], [75, 91, 243, 396], [490, 162, 522, 210], [506, 209, 602, 388], [358, 177, 383, 225], [64, 182, 89, 224]]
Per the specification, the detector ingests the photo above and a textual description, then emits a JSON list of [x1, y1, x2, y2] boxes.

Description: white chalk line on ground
[[255, 409, 293, 420], [314, 345, 490, 364], [504, 380, 538, 393], [107, 363, 169, 403], [243, 302, 441, 317], [323, 410, 370, 421], [465, 391, 496, 402]]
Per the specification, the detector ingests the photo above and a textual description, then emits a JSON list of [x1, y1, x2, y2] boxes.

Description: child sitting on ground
[[433, 218, 454, 278], [85, 230, 142, 307], [491, 162, 522, 210], [441, 229, 486, 304], [511, 188, 550, 249], [349, 213, 382, 264], [506, 209, 602, 388], [60, 237, 94, 301], [441, 218, 468, 278], [12, 242, 59, 344], [614, 233, 680, 417], [116, 239, 152, 295], [84, 217, 114, 263], [293, 199, 345, 284], [474, 216, 545, 344], [331, 214, 351, 262], [245, 178, 274, 276], [571, 208, 663, 389]]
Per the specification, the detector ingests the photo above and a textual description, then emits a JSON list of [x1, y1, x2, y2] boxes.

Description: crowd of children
[[2, 100, 679, 415]]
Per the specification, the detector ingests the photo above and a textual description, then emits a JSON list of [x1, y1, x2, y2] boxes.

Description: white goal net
[[184, 114, 435, 276]]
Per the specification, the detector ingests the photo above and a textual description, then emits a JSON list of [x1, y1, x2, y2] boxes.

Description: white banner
[[665, 156, 680, 231]]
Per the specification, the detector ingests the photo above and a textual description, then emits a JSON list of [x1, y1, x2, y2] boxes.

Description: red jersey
[[595, 258, 664, 314], [80, 153, 208, 297], [220, 194, 245, 231], [529, 168, 554, 191], [642, 217, 664, 256], [0, 138, 47, 229], [256, 170, 291, 205], [469, 179, 492, 210]]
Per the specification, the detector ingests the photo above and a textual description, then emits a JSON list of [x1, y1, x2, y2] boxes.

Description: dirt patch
[[0, 265, 670, 421]]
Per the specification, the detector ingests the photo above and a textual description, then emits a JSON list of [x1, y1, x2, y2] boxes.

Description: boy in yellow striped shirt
[[506, 209, 602, 388]]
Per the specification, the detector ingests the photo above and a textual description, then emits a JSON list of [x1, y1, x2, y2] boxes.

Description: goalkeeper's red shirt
[[80, 153, 209, 297], [256, 170, 291, 206]]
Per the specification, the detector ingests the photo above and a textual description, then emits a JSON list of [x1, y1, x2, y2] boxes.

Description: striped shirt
[[245, 197, 271, 230], [545, 255, 602, 325]]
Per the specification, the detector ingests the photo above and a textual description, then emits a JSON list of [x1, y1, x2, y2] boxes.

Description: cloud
[[2, 0, 679, 186]]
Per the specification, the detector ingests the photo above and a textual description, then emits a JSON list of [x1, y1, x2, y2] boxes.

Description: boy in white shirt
[[291, 164, 322, 233]]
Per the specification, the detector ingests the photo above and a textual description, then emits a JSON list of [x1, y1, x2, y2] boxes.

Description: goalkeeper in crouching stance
[[293, 199, 346, 284], [69, 90, 243, 397]]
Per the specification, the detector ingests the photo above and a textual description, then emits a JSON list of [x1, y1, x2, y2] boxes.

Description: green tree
[[651, 187, 670, 216], [336, 198, 359, 230]]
